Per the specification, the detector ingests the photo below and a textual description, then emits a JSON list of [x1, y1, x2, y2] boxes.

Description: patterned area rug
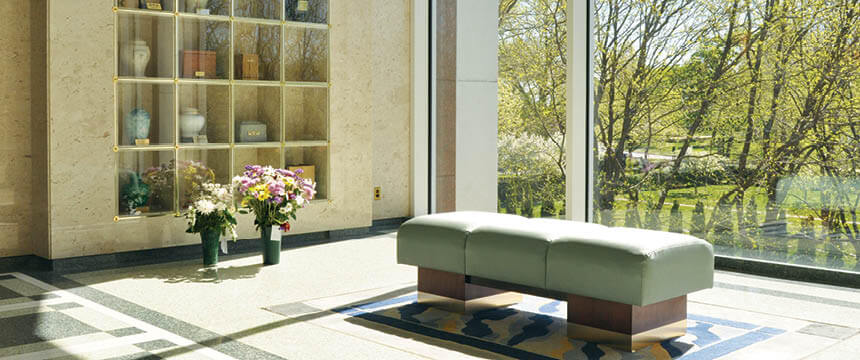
[[332, 293, 786, 360]]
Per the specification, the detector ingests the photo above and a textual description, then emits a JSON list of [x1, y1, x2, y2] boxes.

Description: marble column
[[435, 0, 498, 213]]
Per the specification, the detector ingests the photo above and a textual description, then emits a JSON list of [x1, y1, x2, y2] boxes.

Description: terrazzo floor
[[0, 230, 858, 359]]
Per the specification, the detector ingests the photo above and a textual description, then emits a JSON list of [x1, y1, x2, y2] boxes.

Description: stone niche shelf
[[113, 0, 330, 219]]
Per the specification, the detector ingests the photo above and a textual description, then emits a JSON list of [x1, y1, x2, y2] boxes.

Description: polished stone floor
[[0, 230, 858, 359]]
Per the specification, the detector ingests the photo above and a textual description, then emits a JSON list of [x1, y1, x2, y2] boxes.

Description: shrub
[[498, 133, 565, 218], [675, 155, 731, 187]]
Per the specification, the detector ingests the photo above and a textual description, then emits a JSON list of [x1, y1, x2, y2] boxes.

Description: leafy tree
[[501, 0, 860, 270], [499, 0, 567, 177], [498, 0, 568, 218]]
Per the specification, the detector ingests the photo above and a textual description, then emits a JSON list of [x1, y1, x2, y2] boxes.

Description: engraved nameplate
[[195, 71, 205, 77], [146, 2, 162, 10]]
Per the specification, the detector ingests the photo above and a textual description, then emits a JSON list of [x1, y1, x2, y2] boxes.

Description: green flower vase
[[260, 226, 281, 265], [200, 229, 220, 267]]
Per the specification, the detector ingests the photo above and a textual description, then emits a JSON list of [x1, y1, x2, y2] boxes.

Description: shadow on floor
[[0, 275, 90, 359], [150, 285, 418, 359], [129, 262, 264, 284]]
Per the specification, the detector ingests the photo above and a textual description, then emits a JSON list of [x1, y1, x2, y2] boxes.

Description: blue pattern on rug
[[660, 339, 691, 358], [507, 314, 553, 346], [334, 293, 785, 359], [688, 322, 720, 347], [396, 302, 430, 323], [581, 342, 606, 359], [463, 308, 518, 338]]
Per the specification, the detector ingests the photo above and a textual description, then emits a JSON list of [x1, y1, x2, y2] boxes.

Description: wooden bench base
[[567, 293, 686, 352], [417, 267, 521, 313], [416, 267, 686, 352]]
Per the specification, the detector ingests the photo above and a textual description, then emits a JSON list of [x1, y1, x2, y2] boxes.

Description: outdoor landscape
[[498, 0, 860, 271]]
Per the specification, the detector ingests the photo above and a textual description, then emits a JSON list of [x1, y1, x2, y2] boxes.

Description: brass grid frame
[[112, 0, 331, 221]]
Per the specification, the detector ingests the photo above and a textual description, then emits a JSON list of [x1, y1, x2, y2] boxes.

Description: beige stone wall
[[47, 0, 116, 258], [371, 0, 413, 220], [41, 0, 413, 259], [0, 1, 35, 257], [0, 0, 413, 260]]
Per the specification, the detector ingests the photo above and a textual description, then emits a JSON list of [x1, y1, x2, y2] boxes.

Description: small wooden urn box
[[288, 165, 316, 183], [235, 54, 260, 80], [182, 50, 217, 79]]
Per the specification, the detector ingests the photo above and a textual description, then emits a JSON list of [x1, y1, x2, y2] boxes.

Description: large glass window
[[592, 0, 860, 272], [498, 0, 567, 218]]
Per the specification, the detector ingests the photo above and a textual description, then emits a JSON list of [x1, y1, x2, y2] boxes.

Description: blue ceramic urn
[[124, 108, 151, 145]]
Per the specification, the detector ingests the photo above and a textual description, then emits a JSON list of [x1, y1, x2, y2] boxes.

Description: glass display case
[[177, 148, 232, 208], [284, 146, 328, 199], [113, 0, 330, 219], [234, 85, 282, 143], [284, 26, 328, 82], [235, 0, 283, 20], [284, 86, 327, 141], [118, 150, 176, 216], [117, 13, 175, 79], [117, 83, 175, 146], [177, 83, 231, 144], [285, 0, 328, 24]]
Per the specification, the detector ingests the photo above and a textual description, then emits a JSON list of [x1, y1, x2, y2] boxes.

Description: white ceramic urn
[[121, 40, 151, 77], [179, 107, 206, 138]]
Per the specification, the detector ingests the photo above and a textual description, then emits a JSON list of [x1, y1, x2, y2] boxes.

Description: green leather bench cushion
[[463, 219, 607, 289], [396, 211, 527, 274], [546, 226, 714, 306], [465, 224, 552, 288]]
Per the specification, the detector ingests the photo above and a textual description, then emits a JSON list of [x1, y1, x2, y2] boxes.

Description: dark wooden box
[[235, 54, 260, 80], [182, 50, 217, 79]]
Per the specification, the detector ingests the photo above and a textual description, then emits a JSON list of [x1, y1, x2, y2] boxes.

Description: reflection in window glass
[[593, 0, 860, 272], [284, 27, 328, 82], [285, 0, 328, 23], [234, 0, 283, 20], [178, 18, 231, 80], [234, 23, 282, 81], [118, 151, 176, 216]]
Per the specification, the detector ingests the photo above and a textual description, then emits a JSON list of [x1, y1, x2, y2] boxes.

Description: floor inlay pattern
[[0, 273, 238, 360]]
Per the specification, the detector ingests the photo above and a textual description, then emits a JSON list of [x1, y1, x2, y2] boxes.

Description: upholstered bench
[[397, 211, 714, 351]]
